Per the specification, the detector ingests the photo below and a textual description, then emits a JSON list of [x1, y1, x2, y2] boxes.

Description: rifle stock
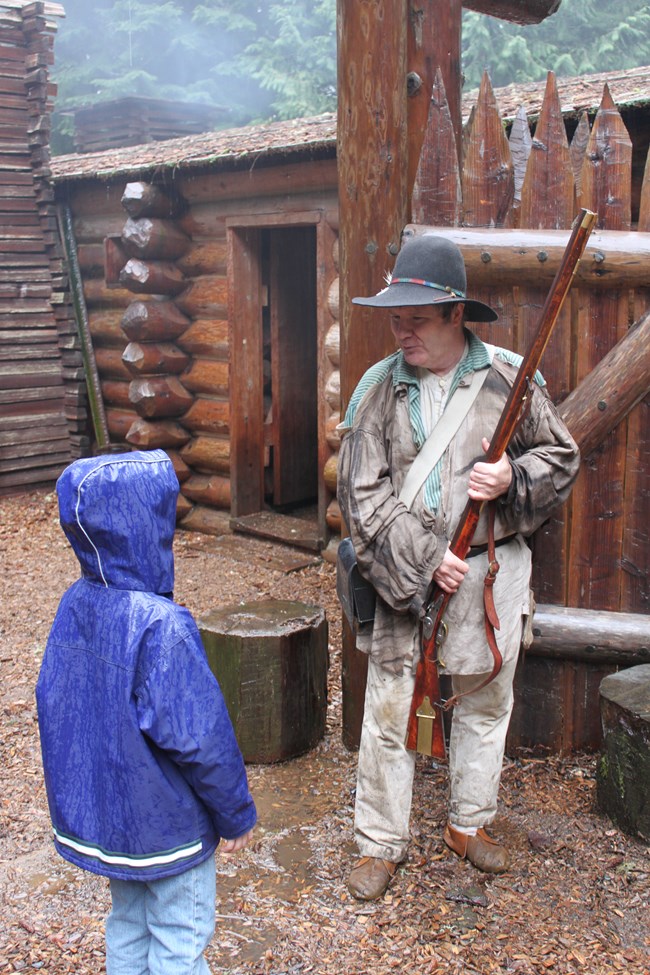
[[405, 208, 597, 759]]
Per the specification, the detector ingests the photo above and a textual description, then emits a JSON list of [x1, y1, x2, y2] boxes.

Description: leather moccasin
[[443, 823, 510, 874], [347, 856, 398, 900]]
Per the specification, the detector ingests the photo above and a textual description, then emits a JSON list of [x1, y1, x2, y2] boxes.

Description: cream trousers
[[354, 649, 519, 863]]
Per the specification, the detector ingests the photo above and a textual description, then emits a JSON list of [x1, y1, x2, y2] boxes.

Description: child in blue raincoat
[[36, 449, 256, 975]]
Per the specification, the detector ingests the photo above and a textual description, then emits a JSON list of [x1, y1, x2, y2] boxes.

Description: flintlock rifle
[[405, 207, 598, 760]]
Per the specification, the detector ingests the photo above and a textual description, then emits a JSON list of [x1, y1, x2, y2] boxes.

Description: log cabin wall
[[0, 1, 85, 493], [52, 146, 339, 538]]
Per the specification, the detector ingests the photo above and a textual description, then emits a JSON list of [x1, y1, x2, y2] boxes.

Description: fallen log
[[560, 308, 650, 457]]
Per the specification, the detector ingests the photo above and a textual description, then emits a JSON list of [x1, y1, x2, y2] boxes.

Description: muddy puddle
[[209, 742, 356, 968]]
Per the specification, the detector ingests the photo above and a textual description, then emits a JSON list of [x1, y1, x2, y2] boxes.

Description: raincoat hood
[[56, 449, 178, 594]]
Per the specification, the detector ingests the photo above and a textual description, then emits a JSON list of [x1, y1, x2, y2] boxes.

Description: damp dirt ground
[[1, 488, 649, 975]]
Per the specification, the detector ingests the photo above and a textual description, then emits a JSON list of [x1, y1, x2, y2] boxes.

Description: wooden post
[[337, 0, 410, 749]]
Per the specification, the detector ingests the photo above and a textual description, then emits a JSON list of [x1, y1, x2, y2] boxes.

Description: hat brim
[[352, 282, 498, 322]]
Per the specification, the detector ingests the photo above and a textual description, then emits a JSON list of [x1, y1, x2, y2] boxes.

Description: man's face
[[389, 303, 464, 371]]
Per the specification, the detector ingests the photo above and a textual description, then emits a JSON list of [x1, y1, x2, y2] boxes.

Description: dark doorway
[[262, 226, 318, 511], [229, 221, 321, 550]]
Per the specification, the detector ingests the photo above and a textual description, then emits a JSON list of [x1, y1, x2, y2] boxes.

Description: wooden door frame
[[227, 212, 324, 526]]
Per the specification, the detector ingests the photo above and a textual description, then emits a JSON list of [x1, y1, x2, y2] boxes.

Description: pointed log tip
[[601, 82, 616, 111]]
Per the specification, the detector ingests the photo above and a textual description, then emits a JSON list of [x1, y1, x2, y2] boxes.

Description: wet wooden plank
[[411, 67, 461, 227], [461, 71, 516, 347], [230, 510, 323, 554], [569, 85, 632, 613], [621, 144, 650, 612], [518, 71, 575, 608]]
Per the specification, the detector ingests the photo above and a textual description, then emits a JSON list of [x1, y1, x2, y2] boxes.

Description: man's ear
[[451, 303, 465, 328]]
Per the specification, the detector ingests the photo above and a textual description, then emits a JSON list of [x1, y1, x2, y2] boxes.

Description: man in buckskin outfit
[[337, 234, 580, 900]]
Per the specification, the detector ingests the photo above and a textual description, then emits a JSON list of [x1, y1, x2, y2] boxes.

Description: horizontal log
[[177, 160, 338, 210], [84, 277, 134, 308], [181, 472, 231, 508], [175, 274, 228, 319], [463, 0, 561, 24], [165, 448, 191, 484], [105, 407, 138, 440], [326, 498, 342, 532], [178, 504, 232, 536], [75, 242, 105, 275], [530, 604, 650, 664], [324, 370, 340, 410], [122, 217, 191, 261], [560, 309, 650, 457], [129, 376, 194, 418], [119, 258, 186, 296], [72, 213, 126, 244], [126, 417, 191, 449], [94, 346, 131, 380], [122, 341, 190, 376], [121, 182, 181, 219], [101, 379, 131, 409], [88, 309, 126, 346], [121, 299, 190, 342], [404, 225, 650, 289], [176, 238, 227, 277], [176, 492, 194, 520], [323, 453, 338, 492], [324, 322, 340, 367], [181, 396, 230, 435], [325, 412, 341, 450], [181, 359, 229, 396], [327, 278, 339, 321], [176, 318, 229, 358], [180, 435, 230, 474]]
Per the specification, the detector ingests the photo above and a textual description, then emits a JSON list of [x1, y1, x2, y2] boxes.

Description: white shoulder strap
[[399, 344, 495, 511]]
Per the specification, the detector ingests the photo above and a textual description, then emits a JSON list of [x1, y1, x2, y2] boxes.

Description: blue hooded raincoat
[[36, 449, 256, 881]]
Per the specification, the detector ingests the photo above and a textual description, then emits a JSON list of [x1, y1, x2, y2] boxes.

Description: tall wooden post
[[337, 0, 463, 748]]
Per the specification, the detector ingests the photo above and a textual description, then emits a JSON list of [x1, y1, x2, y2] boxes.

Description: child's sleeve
[[136, 621, 257, 841]]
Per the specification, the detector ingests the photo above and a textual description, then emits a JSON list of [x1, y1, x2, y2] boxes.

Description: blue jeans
[[106, 855, 216, 975]]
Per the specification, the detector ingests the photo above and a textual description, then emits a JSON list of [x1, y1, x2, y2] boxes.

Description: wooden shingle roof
[[50, 65, 650, 183]]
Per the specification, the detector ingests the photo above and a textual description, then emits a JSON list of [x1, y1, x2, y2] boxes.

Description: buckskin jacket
[[337, 334, 580, 676], [36, 450, 256, 882]]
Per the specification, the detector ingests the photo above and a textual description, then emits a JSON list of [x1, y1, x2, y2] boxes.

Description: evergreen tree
[[462, 0, 650, 90], [50, 0, 650, 154]]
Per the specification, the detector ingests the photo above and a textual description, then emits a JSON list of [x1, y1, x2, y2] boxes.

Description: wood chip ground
[[1, 489, 648, 975]]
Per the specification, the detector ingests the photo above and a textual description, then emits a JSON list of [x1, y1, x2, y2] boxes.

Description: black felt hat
[[352, 234, 498, 322]]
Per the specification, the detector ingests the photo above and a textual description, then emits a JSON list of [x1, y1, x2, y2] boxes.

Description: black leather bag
[[336, 536, 376, 627]]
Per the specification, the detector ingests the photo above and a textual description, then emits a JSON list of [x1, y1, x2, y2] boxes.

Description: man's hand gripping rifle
[[405, 208, 597, 760]]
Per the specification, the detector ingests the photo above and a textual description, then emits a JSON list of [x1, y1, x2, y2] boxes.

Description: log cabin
[[2, 0, 650, 753]]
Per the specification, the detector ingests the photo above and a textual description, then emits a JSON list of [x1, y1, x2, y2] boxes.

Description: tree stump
[[596, 664, 650, 840], [198, 600, 328, 764]]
